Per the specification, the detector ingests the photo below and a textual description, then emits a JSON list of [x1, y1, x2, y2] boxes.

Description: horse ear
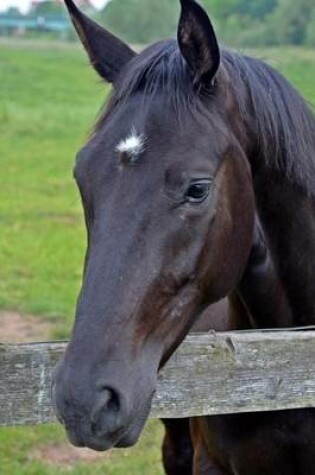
[[64, 0, 136, 83], [177, 0, 220, 86]]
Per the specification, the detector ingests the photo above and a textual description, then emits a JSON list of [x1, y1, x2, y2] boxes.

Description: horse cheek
[[203, 154, 255, 301]]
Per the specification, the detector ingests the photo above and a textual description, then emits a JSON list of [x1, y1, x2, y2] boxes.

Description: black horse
[[53, 0, 315, 473]]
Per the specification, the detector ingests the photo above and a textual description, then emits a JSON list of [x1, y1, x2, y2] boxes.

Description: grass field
[[0, 39, 314, 474]]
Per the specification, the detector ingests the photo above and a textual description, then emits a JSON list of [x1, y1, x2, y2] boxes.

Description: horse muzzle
[[52, 358, 156, 451]]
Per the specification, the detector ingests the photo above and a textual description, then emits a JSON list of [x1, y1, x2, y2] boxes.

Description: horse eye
[[185, 180, 211, 203]]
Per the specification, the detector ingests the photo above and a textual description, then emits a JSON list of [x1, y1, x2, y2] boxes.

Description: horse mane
[[100, 40, 198, 120], [96, 39, 315, 195], [223, 50, 315, 194]]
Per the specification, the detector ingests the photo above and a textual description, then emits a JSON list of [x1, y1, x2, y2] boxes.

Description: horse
[[53, 0, 315, 473]]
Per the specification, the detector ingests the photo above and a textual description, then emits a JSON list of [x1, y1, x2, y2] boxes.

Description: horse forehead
[[84, 93, 224, 171], [116, 131, 145, 155], [105, 94, 186, 141]]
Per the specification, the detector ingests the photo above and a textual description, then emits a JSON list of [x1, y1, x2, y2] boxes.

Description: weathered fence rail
[[1, 330, 315, 426]]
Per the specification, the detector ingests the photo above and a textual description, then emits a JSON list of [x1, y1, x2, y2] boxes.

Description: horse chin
[[80, 421, 146, 452], [64, 418, 145, 452], [65, 424, 140, 452], [67, 430, 113, 452], [115, 427, 142, 448]]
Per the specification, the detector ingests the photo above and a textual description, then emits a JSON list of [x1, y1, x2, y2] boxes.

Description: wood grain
[[0, 330, 314, 426]]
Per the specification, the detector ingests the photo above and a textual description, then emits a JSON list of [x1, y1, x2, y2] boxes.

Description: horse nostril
[[90, 387, 123, 437], [91, 388, 120, 421], [104, 387, 120, 414]]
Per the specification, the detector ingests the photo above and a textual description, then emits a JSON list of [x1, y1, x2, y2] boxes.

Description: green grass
[[0, 421, 164, 475], [249, 48, 315, 106], [0, 40, 314, 474], [0, 41, 106, 337]]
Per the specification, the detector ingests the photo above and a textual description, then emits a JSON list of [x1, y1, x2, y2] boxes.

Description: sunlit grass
[[0, 420, 164, 475], [0, 43, 107, 336]]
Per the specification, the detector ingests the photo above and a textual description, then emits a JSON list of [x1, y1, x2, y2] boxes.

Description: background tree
[[4, 7, 22, 16], [98, 0, 179, 44], [98, 0, 315, 47], [270, 0, 314, 45], [30, 1, 65, 16], [305, 8, 315, 46]]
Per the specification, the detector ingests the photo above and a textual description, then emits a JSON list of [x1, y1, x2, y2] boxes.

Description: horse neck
[[251, 171, 315, 327], [233, 215, 294, 329], [234, 72, 315, 327]]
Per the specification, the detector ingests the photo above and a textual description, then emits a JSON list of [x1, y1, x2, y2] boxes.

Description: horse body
[[191, 409, 315, 475], [53, 0, 315, 473]]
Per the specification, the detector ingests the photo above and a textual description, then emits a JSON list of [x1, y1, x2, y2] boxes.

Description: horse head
[[53, 0, 255, 451]]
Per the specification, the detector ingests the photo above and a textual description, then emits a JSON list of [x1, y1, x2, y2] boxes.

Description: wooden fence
[[1, 329, 315, 426]]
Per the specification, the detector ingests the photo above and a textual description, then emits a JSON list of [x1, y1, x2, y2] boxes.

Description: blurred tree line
[[96, 0, 315, 46]]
